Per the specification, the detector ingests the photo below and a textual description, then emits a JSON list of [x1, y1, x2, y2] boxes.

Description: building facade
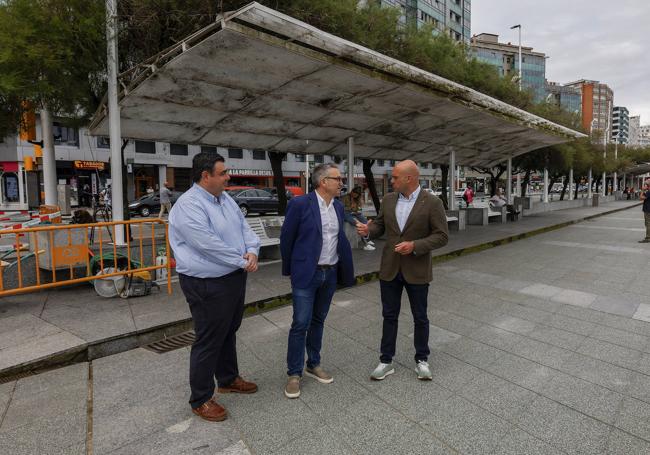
[[373, 0, 471, 43], [564, 79, 614, 142], [629, 115, 641, 146], [639, 124, 650, 147], [612, 106, 629, 145], [0, 114, 444, 211], [544, 82, 582, 115], [471, 33, 547, 101]]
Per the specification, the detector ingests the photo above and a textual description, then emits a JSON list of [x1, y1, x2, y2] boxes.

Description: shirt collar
[[315, 191, 333, 209], [398, 185, 421, 202], [194, 183, 225, 205]]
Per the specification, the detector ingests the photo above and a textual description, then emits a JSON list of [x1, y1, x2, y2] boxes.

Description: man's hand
[[356, 219, 370, 237], [243, 253, 258, 273], [394, 241, 415, 255]]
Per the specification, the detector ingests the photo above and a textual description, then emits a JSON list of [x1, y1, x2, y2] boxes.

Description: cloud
[[471, 0, 650, 123]]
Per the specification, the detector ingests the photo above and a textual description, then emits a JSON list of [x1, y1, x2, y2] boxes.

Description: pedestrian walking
[[168, 150, 261, 422], [639, 180, 650, 243], [356, 160, 448, 381], [159, 181, 173, 219], [280, 163, 355, 399]]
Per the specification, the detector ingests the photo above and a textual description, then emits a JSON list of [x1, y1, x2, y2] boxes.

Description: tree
[[362, 159, 381, 213], [268, 151, 289, 214], [470, 164, 507, 197]]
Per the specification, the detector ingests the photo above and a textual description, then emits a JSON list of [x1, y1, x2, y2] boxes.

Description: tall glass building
[[612, 106, 629, 144], [371, 0, 471, 43], [470, 33, 547, 101], [545, 82, 582, 116], [565, 79, 614, 140]]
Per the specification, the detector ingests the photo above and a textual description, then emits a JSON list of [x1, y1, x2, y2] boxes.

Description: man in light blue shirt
[[169, 150, 260, 422]]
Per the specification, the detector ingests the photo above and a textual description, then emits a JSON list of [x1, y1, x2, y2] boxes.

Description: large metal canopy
[[89, 2, 585, 167], [624, 163, 650, 176]]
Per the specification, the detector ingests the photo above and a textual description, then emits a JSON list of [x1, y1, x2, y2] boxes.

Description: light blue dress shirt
[[396, 185, 421, 232], [168, 183, 260, 278]]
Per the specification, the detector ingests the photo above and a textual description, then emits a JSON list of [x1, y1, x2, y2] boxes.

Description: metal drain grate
[[143, 331, 196, 354]]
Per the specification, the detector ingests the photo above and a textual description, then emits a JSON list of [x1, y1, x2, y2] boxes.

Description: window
[[170, 143, 188, 156], [389, 160, 396, 167], [135, 140, 155, 154], [1, 173, 19, 202], [97, 137, 110, 149], [52, 122, 79, 146], [294, 154, 305, 162], [252, 150, 266, 160], [228, 148, 243, 159], [377, 160, 385, 167], [314, 155, 324, 164], [201, 145, 217, 153]]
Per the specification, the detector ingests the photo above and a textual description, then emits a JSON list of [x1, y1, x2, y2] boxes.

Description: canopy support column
[[449, 149, 456, 210], [569, 168, 574, 200], [506, 158, 512, 204], [347, 137, 354, 194], [588, 168, 593, 199], [543, 168, 549, 203]]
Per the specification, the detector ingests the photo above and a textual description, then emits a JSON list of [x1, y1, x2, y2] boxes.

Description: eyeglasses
[[323, 177, 343, 183]]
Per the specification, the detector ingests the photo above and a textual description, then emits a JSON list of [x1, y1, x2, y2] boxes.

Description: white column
[[614, 141, 618, 192], [516, 173, 521, 197], [158, 164, 167, 192], [449, 149, 456, 210], [569, 168, 574, 200], [588, 168, 593, 198], [602, 171, 607, 196], [40, 108, 57, 206], [106, 0, 124, 244], [543, 168, 549, 203], [347, 137, 354, 194], [506, 158, 512, 204]]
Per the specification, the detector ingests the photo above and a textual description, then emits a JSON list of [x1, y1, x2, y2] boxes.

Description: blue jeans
[[343, 211, 368, 226], [287, 265, 338, 376]]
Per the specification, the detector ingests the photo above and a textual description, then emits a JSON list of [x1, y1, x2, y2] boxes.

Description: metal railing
[[0, 219, 172, 297]]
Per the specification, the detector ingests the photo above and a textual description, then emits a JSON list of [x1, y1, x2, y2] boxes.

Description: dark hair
[[192, 150, 225, 183]]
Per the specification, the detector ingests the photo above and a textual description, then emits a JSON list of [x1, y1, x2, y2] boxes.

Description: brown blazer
[[368, 190, 448, 284]]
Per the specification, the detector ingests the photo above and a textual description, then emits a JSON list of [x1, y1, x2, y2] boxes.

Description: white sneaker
[[415, 360, 432, 380], [363, 244, 376, 251], [368, 240, 375, 246], [370, 362, 395, 381]]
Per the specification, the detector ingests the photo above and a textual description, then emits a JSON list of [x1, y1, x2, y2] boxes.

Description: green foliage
[[0, 0, 106, 134]]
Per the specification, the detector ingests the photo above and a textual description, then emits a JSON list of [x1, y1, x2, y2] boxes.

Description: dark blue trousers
[[179, 270, 246, 409], [379, 272, 430, 364]]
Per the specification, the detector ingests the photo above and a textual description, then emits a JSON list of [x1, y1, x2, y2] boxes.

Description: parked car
[[261, 187, 293, 200], [128, 191, 183, 217], [226, 188, 279, 216]]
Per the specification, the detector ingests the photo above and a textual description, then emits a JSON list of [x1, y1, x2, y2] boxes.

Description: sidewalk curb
[[0, 202, 641, 381]]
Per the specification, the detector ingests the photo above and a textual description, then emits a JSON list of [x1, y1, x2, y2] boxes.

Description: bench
[[246, 217, 280, 259], [465, 204, 507, 225], [445, 210, 466, 231]]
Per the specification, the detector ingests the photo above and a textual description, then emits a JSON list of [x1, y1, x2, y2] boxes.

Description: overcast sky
[[471, 0, 650, 125]]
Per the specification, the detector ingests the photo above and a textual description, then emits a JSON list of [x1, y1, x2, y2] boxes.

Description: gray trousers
[[645, 212, 650, 240]]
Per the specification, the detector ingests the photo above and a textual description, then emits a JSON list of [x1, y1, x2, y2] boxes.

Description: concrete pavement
[[0, 200, 643, 379], [2, 204, 650, 454]]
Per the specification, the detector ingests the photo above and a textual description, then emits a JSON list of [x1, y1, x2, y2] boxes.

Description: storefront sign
[[74, 160, 105, 170], [229, 169, 273, 176]]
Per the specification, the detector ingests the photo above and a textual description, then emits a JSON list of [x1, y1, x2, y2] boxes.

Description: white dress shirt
[[316, 191, 339, 266], [396, 186, 421, 232]]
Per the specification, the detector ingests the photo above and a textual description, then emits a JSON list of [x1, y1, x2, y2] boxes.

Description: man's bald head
[[391, 160, 421, 196]]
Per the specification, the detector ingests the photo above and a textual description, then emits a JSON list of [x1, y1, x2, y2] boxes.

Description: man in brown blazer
[[357, 160, 448, 380]]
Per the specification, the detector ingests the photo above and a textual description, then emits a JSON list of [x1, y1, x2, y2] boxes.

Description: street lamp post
[[510, 24, 522, 91]]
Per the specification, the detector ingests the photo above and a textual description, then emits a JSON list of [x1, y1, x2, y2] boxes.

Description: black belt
[[317, 263, 337, 270]]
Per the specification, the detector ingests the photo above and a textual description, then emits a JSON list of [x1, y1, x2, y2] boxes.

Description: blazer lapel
[[308, 192, 322, 235], [401, 190, 426, 233]]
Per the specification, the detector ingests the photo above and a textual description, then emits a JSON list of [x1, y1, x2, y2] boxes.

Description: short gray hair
[[312, 163, 338, 188]]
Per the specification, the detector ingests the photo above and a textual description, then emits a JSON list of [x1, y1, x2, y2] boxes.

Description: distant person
[[357, 160, 448, 381], [489, 188, 507, 208], [640, 180, 650, 243], [159, 181, 173, 219], [462, 185, 474, 207], [146, 185, 154, 195], [280, 163, 354, 399], [342, 186, 375, 251], [169, 151, 261, 422]]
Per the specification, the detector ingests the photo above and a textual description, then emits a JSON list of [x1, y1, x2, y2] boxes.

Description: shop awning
[[89, 2, 585, 167]]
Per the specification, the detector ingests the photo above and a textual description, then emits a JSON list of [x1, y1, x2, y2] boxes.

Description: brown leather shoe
[[218, 376, 258, 394], [192, 399, 227, 422]]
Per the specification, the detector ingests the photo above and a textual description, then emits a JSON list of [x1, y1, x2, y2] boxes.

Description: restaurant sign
[[74, 160, 105, 170]]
